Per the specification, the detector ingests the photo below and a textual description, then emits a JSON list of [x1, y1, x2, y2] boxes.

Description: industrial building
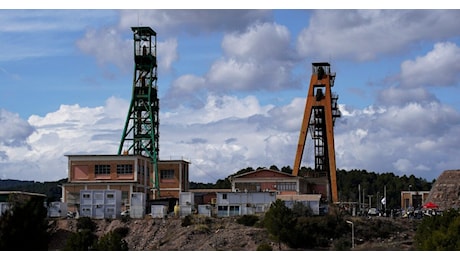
[[229, 168, 310, 195], [62, 154, 189, 213], [400, 190, 430, 210]]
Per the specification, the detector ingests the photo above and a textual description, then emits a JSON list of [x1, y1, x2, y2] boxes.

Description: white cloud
[[377, 87, 438, 106], [0, 97, 127, 181], [76, 27, 132, 72], [162, 94, 274, 125], [0, 109, 34, 147], [118, 10, 272, 37], [158, 38, 178, 72], [163, 22, 301, 108], [76, 27, 178, 74], [222, 22, 293, 62], [1, 89, 460, 183], [400, 42, 460, 88], [334, 101, 460, 179], [296, 10, 460, 61]]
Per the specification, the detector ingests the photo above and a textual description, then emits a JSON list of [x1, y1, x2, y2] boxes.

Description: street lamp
[[346, 220, 354, 249]]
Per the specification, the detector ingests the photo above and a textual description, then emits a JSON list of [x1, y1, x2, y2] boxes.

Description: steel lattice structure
[[118, 27, 160, 195], [293, 62, 341, 203]]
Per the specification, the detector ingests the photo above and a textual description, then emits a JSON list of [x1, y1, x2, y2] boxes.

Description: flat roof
[[0, 191, 46, 197], [65, 154, 191, 163], [312, 62, 330, 66], [131, 26, 156, 36]]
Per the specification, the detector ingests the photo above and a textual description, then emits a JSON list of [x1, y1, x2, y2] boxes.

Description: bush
[[237, 215, 259, 226], [64, 229, 97, 251], [181, 215, 193, 227], [256, 243, 273, 251], [113, 227, 130, 238], [0, 196, 49, 250], [77, 217, 96, 232], [94, 231, 129, 251]]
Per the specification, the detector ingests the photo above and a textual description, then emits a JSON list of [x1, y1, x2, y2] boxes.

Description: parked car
[[368, 208, 379, 216], [67, 211, 76, 219], [121, 210, 130, 217]]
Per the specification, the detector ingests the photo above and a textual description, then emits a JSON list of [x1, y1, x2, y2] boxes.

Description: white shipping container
[[48, 201, 68, 218], [79, 190, 122, 219], [130, 206, 145, 219], [151, 205, 168, 218], [179, 192, 194, 206], [197, 204, 212, 217]]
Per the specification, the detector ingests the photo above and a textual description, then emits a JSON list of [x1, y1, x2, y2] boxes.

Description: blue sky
[[1, 6, 460, 184]]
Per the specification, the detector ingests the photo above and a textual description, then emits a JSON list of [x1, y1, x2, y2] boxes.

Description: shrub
[[256, 243, 273, 251], [237, 215, 259, 226], [181, 215, 193, 227]]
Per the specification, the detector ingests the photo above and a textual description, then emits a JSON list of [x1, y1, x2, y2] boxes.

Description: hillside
[[47, 214, 419, 251]]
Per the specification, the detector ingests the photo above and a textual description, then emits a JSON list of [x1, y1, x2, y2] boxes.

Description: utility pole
[[384, 185, 387, 213], [358, 184, 361, 213], [346, 220, 354, 249]]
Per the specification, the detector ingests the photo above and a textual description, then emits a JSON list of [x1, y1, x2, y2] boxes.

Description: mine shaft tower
[[118, 27, 160, 195], [293, 62, 341, 203]]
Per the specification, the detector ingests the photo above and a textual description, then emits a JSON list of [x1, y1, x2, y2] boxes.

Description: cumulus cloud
[[76, 27, 132, 72], [0, 97, 128, 181], [76, 10, 272, 74], [335, 102, 460, 180], [158, 38, 178, 72], [400, 42, 460, 88], [163, 22, 301, 109], [118, 10, 273, 36], [0, 109, 35, 147], [377, 42, 460, 107], [377, 87, 438, 107], [2, 89, 460, 183], [76, 27, 178, 74], [296, 10, 460, 61]]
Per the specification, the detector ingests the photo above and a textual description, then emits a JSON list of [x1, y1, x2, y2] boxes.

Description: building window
[[117, 164, 133, 174], [222, 193, 227, 200], [229, 205, 239, 216], [95, 164, 110, 174], [160, 169, 174, 179], [277, 182, 297, 191]]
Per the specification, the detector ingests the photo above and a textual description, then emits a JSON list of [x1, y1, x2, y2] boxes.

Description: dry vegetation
[[48, 214, 419, 251]]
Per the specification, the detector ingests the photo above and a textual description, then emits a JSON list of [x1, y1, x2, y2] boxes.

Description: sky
[[1, 4, 460, 184]]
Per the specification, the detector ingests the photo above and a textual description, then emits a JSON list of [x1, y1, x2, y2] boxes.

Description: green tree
[[415, 209, 460, 250], [281, 166, 293, 174], [94, 231, 129, 251], [65, 229, 97, 251], [0, 196, 49, 250], [64, 217, 97, 250], [263, 199, 296, 250], [291, 201, 313, 217], [269, 165, 280, 171]]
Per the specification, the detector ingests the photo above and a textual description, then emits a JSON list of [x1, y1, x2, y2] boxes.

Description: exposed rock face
[[425, 170, 460, 211]]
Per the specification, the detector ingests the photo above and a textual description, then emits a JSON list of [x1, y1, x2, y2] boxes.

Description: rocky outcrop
[[425, 170, 460, 211]]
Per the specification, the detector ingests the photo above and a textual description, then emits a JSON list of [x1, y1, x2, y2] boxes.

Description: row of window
[[94, 164, 133, 175], [82, 193, 115, 199], [160, 169, 174, 179], [235, 182, 297, 192], [93, 164, 175, 179]]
